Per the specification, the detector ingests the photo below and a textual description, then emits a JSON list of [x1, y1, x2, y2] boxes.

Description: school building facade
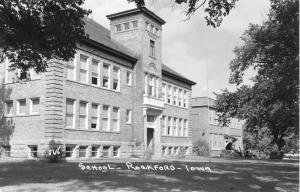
[[0, 7, 196, 159], [191, 97, 244, 156]]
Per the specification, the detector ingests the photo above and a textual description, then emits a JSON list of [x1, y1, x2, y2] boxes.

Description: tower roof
[[106, 7, 166, 25]]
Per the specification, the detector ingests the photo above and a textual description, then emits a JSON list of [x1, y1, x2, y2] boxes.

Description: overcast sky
[[83, 0, 270, 98]]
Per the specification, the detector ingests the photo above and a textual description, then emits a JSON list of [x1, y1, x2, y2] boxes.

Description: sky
[[83, 0, 270, 98]]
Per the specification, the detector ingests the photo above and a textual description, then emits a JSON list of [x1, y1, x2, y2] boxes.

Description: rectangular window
[[17, 99, 26, 115], [5, 101, 13, 116], [102, 63, 110, 88], [79, 101, 88, 129], [147, 115, 155, 123], [173, 87, 177, 105], [167, 117, 172, 136], [28, 145, 38, 158], [102, 105, 110, 131], [30, 98, 40, 114], [132, 20, 138, 28], [126, 71, 132, 86], [113, 146, 120, 157], [173, 118, 177, 136], [79, 55, 88, 83], [91, 146, 99, 157], [126, 109, 132, 124], [79, 146, 87, 158], [183, 91, 187, 108], [5, 58, 17, 83], [102, 146, 110, 158], [145, 22, 150, 30], [67, 59, 76, 81], [161, 116, 166, 135], [148, 75, 155, 96], [155, 28, 159, 36], [184, 119, 188, 136], [124, 22, 130, 30], [66, 99, 75, 128], [91, 104, 99, 129], [178, 89, 182, 107], [112, 107, 119, 132], [167, 85, 172, 104], [30, 69, 40, 80], [113, 67, 120, 91], [162, 83, 166, 103], [150, 40, 155, 57], [151, 25, 155, 33], [65, 145, 74, 157], [179, 119, 183, 136], [91, 59, 100, 86], [115, 24, 122, 32]]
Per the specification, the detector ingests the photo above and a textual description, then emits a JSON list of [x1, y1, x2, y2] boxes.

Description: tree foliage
[[0, 0, 90, 74], [215, 0, 299, 153], [129, 0, 238, 27], [0, 81, 14, 145]]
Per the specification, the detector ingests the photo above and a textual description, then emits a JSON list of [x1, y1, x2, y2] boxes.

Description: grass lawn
[[0, 158, 298, 192]]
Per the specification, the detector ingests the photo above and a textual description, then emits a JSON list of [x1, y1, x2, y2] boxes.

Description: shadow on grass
[[0, 159, 298, 192]]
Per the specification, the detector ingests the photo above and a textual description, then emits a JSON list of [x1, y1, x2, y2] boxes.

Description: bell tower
[[107, 7, 166, 158]]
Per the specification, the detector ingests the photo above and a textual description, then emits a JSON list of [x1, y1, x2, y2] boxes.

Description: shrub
[[46, 140, 64, 163], [176, 146, 186, 159], [193, 139, 209, 156]]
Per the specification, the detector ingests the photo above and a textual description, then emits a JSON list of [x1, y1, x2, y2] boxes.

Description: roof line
[[162, 69, 196, 86], [82, 39, 138, 64]]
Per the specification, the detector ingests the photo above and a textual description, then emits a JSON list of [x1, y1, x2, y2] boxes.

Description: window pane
[[132, 20, 138, 28], [92, 59, 99, 73], [112, 119, 119, 131], [6, 101, 13, 115], [31, 98, 39, 113], [80, 55, 88, 70], [92, 104, 98, 115], [112, 107, 119, 119], [126, 71, 132, 85], [79, 102, 87, 115], [102, 118, 109, 131], [67, 65, 75, 80], [124, 22, 130, 30], [18, 99, 26, 114], [66, 114, 74, 127], [66, 99, 74, 114]]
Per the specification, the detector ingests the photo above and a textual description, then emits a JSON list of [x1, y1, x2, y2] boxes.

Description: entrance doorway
[[147, 128, 154, 153]]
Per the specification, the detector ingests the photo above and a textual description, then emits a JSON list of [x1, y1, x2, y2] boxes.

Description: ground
[[0, 158, 298, 192]]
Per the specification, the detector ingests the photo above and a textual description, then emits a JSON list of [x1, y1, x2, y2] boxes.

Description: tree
[[0, 81, 14, 147], [129, 0, 238, 27], [215, 0, 299, 154], [0, 0, 90, 75], [1, 0, 238, 75]]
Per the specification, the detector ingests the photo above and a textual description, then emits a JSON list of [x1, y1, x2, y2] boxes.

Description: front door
[[147, 128, 154, 153]]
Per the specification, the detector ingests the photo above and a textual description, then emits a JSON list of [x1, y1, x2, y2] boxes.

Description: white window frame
[[67, 55, 76, 81], [17, 99, 26, 115], [102, 63, 111, 89], [112, 66, 120, 91], [5, 100, 13, 116], [126, 109, 132, 124], [126, 71, 132, 86], [112, 107, 120, 132], [91, 103, 100, 130], [79, 54, 88, 84], [102, 105, 110, 131], [91, 59, 100, 86], [29, 98, 40, 115], [66, 99, 76, 129], [79, 101, 88, 129]]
